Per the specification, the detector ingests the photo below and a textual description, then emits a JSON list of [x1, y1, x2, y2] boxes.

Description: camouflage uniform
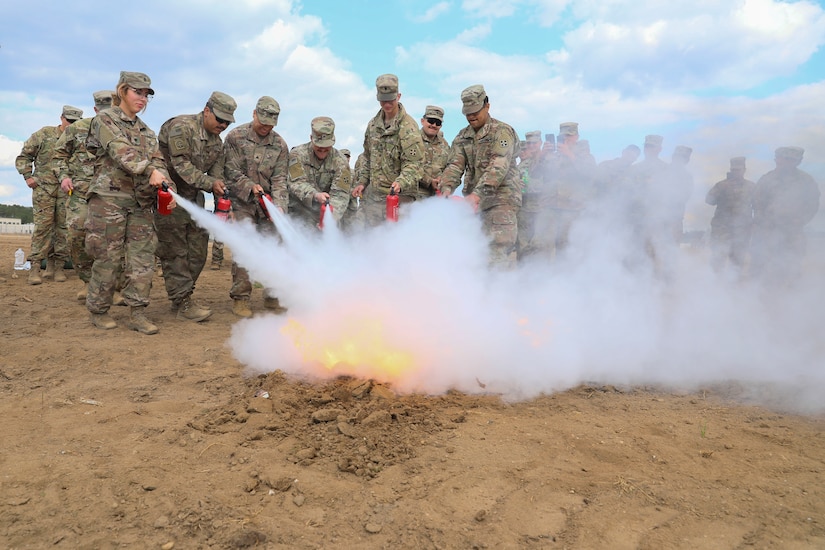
[[705, 158, 755, 272], [417, 128, 450, 200], [341, 152, 366, 233], [223, 115, 289, 301], [749, 147, 820, 283], [53, 117, 96, 282], [356, 101, 424, 225], [287, 144, 352, 228], [84, 104, 169, 314], [15, 123, 71, 265], [440, 85, 522, 269], [516, 131, 550, 260], [157, 108, 227, 306]]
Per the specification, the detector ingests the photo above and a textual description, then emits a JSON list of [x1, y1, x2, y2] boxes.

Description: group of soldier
[[14, 70, 821, 334]]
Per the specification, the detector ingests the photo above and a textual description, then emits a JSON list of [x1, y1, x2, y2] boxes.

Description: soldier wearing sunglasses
[[417, 105, 450, 199]]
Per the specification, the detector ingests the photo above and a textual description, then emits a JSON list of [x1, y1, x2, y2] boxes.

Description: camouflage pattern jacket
[[86, 106, 170, 209], [158, 113, 224, 202], [417, 129, 450, 199], [753, 168, 820, 231], [223, 122, 289, 211], [53, 118, 95, 196], [287, 143, 351, 222], [15, 125, 63, 187], [706, 175, 755, 230], [440, 117, 522, 210], [357, 103, 424, 195]]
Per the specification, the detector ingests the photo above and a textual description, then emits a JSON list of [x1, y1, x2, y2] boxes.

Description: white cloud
[[412, 1, 451, 22], [0, 136, 23, 167], [461, 0, 520, 18]]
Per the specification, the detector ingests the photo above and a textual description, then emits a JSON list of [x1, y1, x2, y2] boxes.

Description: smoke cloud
[[174, 190, 825, 415]]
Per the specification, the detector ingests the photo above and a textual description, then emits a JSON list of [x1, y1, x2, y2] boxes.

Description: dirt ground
[[0, 231, 823, 549]]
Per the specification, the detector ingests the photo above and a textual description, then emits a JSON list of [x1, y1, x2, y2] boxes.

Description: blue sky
[[1, 0, 824, 223]]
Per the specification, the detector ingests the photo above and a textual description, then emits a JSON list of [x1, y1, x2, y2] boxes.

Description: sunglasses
[[426, 117, 442, 126], [212, 110, 231, 125]]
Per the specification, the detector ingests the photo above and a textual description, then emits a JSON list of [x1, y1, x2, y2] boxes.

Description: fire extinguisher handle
[[161, 181, 169, 191]]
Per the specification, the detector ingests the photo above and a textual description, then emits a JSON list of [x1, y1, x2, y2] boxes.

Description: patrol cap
[[207, 91, 237, 123], [255, 96, 280, 126], [775, 146, 804, 161], [376, 74, 399, 101], [730, 156, 746, 169], [559, 122, 579, 136], [525, 130, 542, 143], [340, 148, 351, 158], [62, 105, 83, 121], [424, 105, 444, 121], [645, 134, 664, 147], [93, 90, 114, 109], [311, 116, 336, 147], [461, 84, 487, 115], [673, 145, 692, 159], [118, 71, 154, 95]]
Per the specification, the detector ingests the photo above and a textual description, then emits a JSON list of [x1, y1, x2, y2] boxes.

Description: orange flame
[[280, 318, 415, 378]]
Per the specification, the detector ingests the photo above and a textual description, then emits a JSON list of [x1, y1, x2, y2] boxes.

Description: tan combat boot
[[27, 261, 42, 285], [232, 298, 253, 318], [263, 296, 288, 314], [127, 306, 158, 335], [177, 296, 212, 322], [54, 262, 67, 283], [76, 282, 88, 301], [90, 312, 117, 330], [43, 259, 55, 279]]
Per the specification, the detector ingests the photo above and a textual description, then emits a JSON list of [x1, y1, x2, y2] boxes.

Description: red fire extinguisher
[[258, 193, 272, 221], [319, 199, 333, 229], [157, 182, 173, 216], [386, 188, 399, 222], [215, 191, 232, 221]]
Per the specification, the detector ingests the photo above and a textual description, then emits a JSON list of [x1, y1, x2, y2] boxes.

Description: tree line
[[0, 204, 34, 224]]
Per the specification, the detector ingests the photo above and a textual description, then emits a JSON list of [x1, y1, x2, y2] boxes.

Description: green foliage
[[0, 204, 33, 224]]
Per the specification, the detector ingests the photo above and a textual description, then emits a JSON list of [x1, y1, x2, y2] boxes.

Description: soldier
[[85, 71, 172, 334], [210, 239, 224, 270], [223, 95, 289, 318], [705, 157, 755, 274], [622, 134, 669, 262], [157, 91, 237, 322], [749, 146, 820, 284], [287, 116, 351, 230], [439, 84, 522, 269], [417, 105, 450, 199], [16, 104, 83, 284], [351, 74, 424, 226], [54, 91, 113, 300], [594, 144, 640, 197], [516, 130, 545, 261]]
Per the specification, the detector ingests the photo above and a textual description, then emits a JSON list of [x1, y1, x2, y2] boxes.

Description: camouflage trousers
[[155, 205, 210, 305], [211, 240, 224, 264], [356, 186, 395, 228], [481, 203, 519, 269], [230, 205, 278, 300], [340, 194, 363, 234], [29, 183, 68, 262], [85, 194, 157, 313], [709, 225, 751, 273], [66, 193, 94, 282]]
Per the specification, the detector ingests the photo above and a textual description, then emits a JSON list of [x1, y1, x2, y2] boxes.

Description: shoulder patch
[[288, 157, 305, 180], [168, 126, 190, 156]]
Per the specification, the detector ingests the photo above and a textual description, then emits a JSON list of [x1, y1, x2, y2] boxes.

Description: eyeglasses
[[426, 118, 442, 126], [128, 87, 153, 100]]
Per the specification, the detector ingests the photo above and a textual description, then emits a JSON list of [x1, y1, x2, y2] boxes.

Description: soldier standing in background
[[515, 130, 545, 261], [85, 71, 172, 334], [705, 156, 755, 275], [350, 74, 424, 226], [223, 96, 289, 318], [54, 91, 113, 300], [16, 105, 83, 285], [594, 144, 640, 197], [417, 105, 450, 200], [749, 147, 820, 284], [157, 91, 236, 322], [287, 116, 351, 229], [439, 84, 522, 269]]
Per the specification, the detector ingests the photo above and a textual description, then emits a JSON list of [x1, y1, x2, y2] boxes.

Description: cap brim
[[312, 137, 335, 147], [462, 103, 483, 115], [213, 109, 235, 123], [377, 92, 397, 101], [257, 111, 278, 126]]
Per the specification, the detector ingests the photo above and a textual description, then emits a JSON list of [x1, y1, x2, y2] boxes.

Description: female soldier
[[85, 71, 173, 334]]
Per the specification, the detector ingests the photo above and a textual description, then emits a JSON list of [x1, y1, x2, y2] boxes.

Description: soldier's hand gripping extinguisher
[[258, 193, 272, 221], [215, 190, 232, 221], [386, 188, 399, 222], [157, 182, 173, 215], [319, 199, 333, 229]]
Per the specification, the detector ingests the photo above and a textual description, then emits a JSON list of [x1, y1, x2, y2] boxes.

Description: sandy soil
[[0, 232, 823, 549]]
